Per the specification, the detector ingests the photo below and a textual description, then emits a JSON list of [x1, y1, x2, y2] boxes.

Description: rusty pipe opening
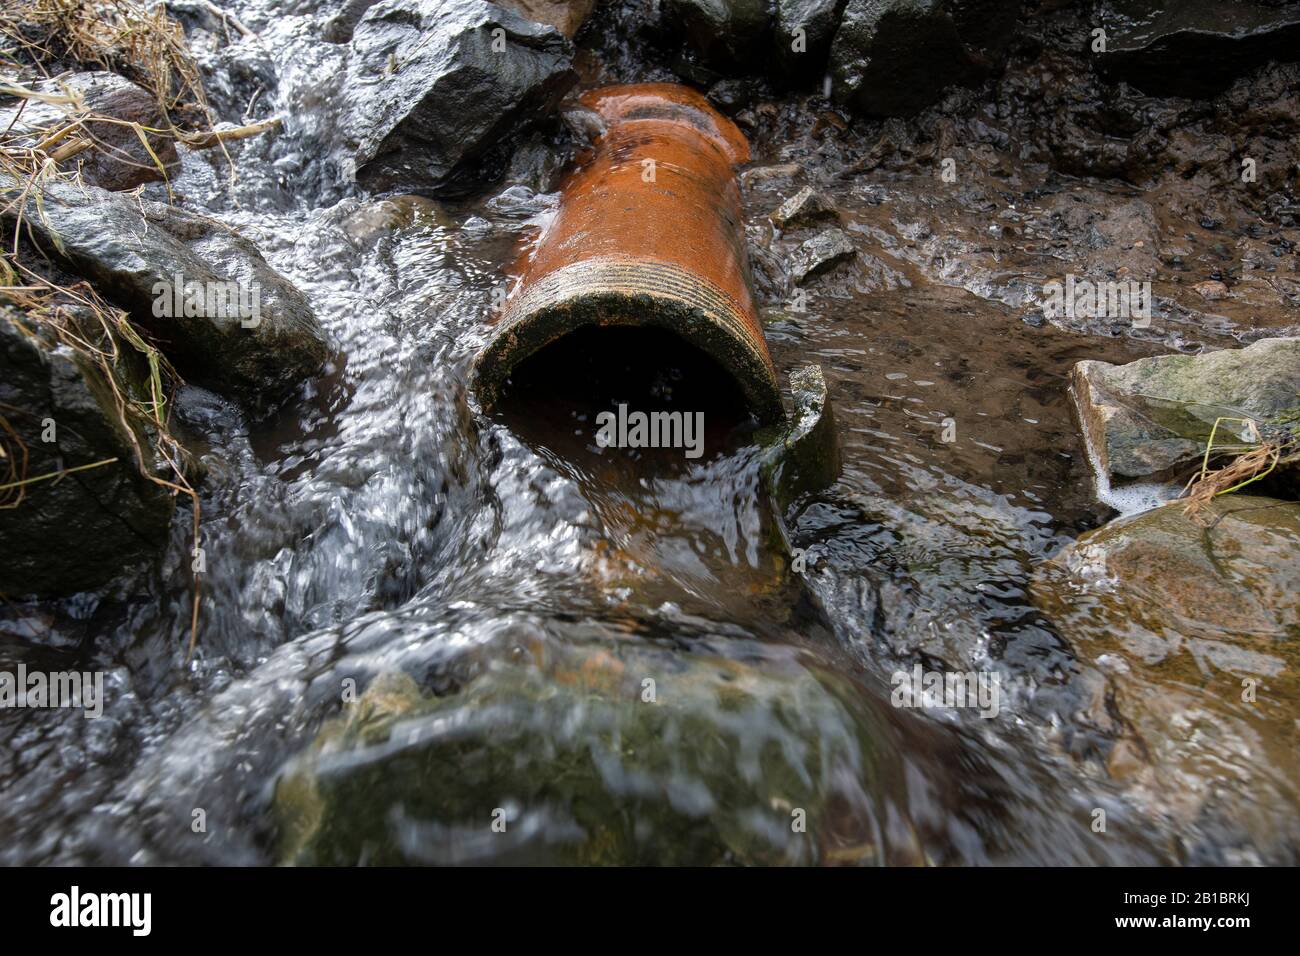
[[471, 83, 784, 428], [493, 325, 758, 469]]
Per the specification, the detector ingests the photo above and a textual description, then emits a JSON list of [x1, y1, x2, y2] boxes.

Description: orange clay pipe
[[471, 83, 784, 425]]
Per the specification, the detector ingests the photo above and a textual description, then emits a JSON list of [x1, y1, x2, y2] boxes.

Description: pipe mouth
[[472, 257, 784, 426], [490, 324, 759, 469]]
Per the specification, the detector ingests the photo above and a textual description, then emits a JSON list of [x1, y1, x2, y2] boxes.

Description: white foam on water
[[1081, 429, 1178, 517]]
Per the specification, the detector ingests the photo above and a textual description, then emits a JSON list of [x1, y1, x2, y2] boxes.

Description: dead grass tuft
[[1181, 410, 1300, 521], [1, 258, 205, 655], [1, 0, 212, 126]]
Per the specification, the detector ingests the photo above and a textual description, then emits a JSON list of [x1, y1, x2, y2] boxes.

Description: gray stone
[[829, 0, 1019, 116], [773, 0, 844, 80], [323, 0, 384, 43], [770, 185, 840, 230], [664, 0, 772, 71], [1071, 337, 1300, 485], [789, 227, 856, 283], [345, 0, 576, 195], [761, 364, 841, 517], [1039, 495, 1300, 643], [1032, 495, 1300, 840], [681, 0, 773, 68], [945, 0, 1022, 59], [0, 180, 330, 407]]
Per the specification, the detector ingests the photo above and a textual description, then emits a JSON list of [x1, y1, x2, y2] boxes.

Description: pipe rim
[[472, 257, 784, 426]]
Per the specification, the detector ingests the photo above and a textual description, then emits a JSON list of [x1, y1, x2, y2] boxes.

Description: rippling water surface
[[3, 0, 1296, 866]]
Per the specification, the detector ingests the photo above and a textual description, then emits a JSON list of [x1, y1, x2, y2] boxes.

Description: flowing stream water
[[3, 0, 1296, 865]]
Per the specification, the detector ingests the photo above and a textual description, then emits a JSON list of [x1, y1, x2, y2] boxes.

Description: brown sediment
[[471, 83, 784, 425]]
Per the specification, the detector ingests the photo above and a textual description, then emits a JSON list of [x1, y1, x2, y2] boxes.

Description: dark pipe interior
[[492, 325, 759, 472]]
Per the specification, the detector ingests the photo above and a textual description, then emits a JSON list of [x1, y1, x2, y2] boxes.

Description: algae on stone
[[274, 641, 902, 865], [1071, 337, 1300, 485]]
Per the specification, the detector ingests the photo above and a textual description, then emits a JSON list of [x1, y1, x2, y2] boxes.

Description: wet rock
[[345, 0, 576, 195], [773, 0, 845, 81], [0, 72, 179, 192], [497, 0, 596, 38], [761, 364, 841, 516], [741, 162, 803, 189], [664, 0, 772, 72], [1040, 495, 1300, 642], [559, 102, 607, 148], [770, 185, 839, 230], [0, 308, 174, 599], [830, 0, 1018, 116], [944, 0, 1022, 61], [789, 227, 856, 283], [1033, 496, 1300, 848], [340, 194, 446, 246], [0, 181, 329, 407], [1193, 279, 1229, 301], [706, 77, 760, 114], [322, 0, 384, 43], [1037, 194, 1162, 286], [1096, 0, 1300, 98], [501, 127, 572, 192], [992, 57, 1143, 180], [274, 641, 909, 865], [1071, 337, 1300, 485]]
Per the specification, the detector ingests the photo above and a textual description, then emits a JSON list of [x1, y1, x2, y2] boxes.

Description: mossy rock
[[1071, 337, 1300, 485], [273, 641, 904, 865]]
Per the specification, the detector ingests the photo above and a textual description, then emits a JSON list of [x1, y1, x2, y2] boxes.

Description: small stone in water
[[1193, 279, 1229, 300], [789, 228, 856, 284], [770, 186, 840, 231]]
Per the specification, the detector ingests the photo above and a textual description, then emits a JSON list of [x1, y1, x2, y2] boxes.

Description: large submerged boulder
[[1038, 496, 1300, 643], [1033, 496, 1300, 850], [1071, 337, 1300, 487], [0, 308, 175, 599], [273, 640, 908, 865], [1095, 0, 1300, 98], [0, 181, 329, 407], [345, 0, 576, 195]]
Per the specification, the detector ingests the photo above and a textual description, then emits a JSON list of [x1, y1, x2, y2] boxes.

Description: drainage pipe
[[471, 83, 784, 425]]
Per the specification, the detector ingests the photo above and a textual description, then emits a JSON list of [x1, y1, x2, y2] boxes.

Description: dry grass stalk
[[0, 215, 204, 657], [1, 0, 281, 203], [1181, 412, 1299, 521], [1, 0, 212, 125]]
